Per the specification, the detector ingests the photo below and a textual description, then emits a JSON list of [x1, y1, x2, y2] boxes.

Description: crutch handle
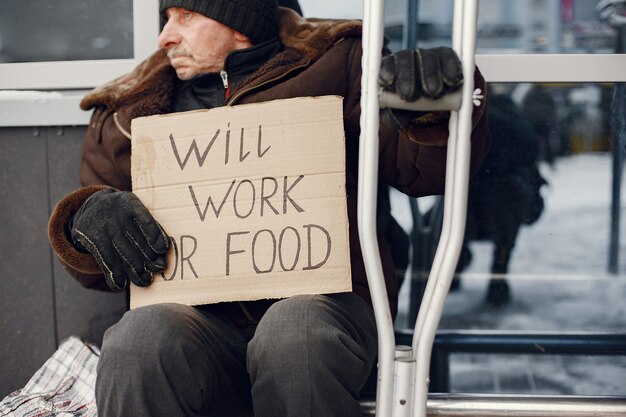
[[378, 88, 463, 112]]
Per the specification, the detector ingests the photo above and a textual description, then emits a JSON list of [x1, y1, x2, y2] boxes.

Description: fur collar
[[278, 8, 362, 61], [80, 7, 362, 112]]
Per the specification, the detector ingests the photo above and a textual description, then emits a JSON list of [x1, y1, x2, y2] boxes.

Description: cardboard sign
[[130, 96, 352, 308]]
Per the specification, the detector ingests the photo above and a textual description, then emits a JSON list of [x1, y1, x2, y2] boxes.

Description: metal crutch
[[357, 0, 479, 416]]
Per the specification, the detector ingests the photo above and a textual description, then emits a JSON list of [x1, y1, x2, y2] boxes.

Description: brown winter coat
[[48, 8, 490, 323]]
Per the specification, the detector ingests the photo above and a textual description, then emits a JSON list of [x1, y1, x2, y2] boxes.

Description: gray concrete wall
[[0, 126, 126, 398]]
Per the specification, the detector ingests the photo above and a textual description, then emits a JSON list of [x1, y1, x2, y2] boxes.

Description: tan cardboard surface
[[130, 96, 351, 308]]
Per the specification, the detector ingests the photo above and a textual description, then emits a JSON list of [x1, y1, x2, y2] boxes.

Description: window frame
[[477, 54, 626, 83]]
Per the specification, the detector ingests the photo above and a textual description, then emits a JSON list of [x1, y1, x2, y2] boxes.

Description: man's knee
[[248, 294, 376, 376], [246, 293, 377, 416], [250, 296, 310, 355], [100, 303, 202, 361]]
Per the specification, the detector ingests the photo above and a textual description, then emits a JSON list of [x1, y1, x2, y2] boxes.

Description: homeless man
[[48, 1, 491, 416]]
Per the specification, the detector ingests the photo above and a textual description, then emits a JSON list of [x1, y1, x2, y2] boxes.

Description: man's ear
[[233, 31, 252, 45]]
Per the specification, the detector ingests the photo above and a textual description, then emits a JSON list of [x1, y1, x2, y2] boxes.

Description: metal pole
[[405, 0, 419, 50], [361, 395, 626, 416], [608, 26, 626, 274], [426, 394, 626, 416], [412, 0, 478, 415], [358, 0, 395, 415]]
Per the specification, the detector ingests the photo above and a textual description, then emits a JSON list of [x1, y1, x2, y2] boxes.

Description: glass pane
[[393, 82, 626, 394], [0, 0, 133, 63], [383, 0, 623, 53], [439, 82, 624, 329]]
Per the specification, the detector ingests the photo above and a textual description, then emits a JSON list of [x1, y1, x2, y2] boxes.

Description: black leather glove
[[70, 189, 169, 291], [379, 47, 463, 101]]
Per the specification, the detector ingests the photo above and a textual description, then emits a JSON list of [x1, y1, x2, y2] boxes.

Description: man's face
[[158, 7, 249, 80]]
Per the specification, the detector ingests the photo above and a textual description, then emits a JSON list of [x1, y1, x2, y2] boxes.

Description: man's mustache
[[167, 47, 191, 59]]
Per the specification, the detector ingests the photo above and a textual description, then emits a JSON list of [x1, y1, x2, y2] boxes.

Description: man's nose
[[158, 21, 180, 49]]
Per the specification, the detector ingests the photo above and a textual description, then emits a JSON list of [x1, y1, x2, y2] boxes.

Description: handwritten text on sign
[[130, 96, 351, 308]]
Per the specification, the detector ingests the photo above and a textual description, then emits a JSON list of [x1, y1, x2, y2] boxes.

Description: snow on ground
[[390, 152, 626, 395]]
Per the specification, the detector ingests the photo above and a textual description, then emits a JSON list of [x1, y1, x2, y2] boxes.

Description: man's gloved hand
[[70, 188, 170, 291], [379, 47, 463, 102]]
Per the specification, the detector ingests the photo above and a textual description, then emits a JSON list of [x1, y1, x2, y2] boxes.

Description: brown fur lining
[[79, 50, 175, 118], [278, 7, 362, 61], [48, 185, 112, 275]]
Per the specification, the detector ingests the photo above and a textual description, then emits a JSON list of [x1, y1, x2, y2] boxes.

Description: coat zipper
[[225, 59, 310, 106], [219, 69, 231, 99]]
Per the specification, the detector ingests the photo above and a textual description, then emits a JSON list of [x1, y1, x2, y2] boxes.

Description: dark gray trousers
[[96, 293, 377, 417]]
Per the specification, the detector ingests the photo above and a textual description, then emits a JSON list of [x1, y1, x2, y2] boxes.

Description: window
[[0, 0, 133, 63], [0, 0, 158, 90], [385, 0, 621, 54]]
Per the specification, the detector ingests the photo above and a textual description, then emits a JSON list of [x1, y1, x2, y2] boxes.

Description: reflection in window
[[406, 82, 624, 324], [0, 0, 133, 63], [393, 82, 626, 395], [395, 83, 623, 315], [383, 0, 622, 53]]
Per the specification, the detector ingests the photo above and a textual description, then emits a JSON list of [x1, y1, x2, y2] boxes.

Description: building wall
[[0, 126, 126, 398]]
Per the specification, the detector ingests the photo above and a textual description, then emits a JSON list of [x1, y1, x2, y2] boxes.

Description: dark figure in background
[[522, 85, 559, 163], [457, 91, 547, 306]]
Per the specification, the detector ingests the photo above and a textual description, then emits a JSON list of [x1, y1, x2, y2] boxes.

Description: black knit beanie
[[160, 0, 279, 45]]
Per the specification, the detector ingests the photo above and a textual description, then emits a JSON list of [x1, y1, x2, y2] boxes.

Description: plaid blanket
[[0, 336, 99, 417]]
